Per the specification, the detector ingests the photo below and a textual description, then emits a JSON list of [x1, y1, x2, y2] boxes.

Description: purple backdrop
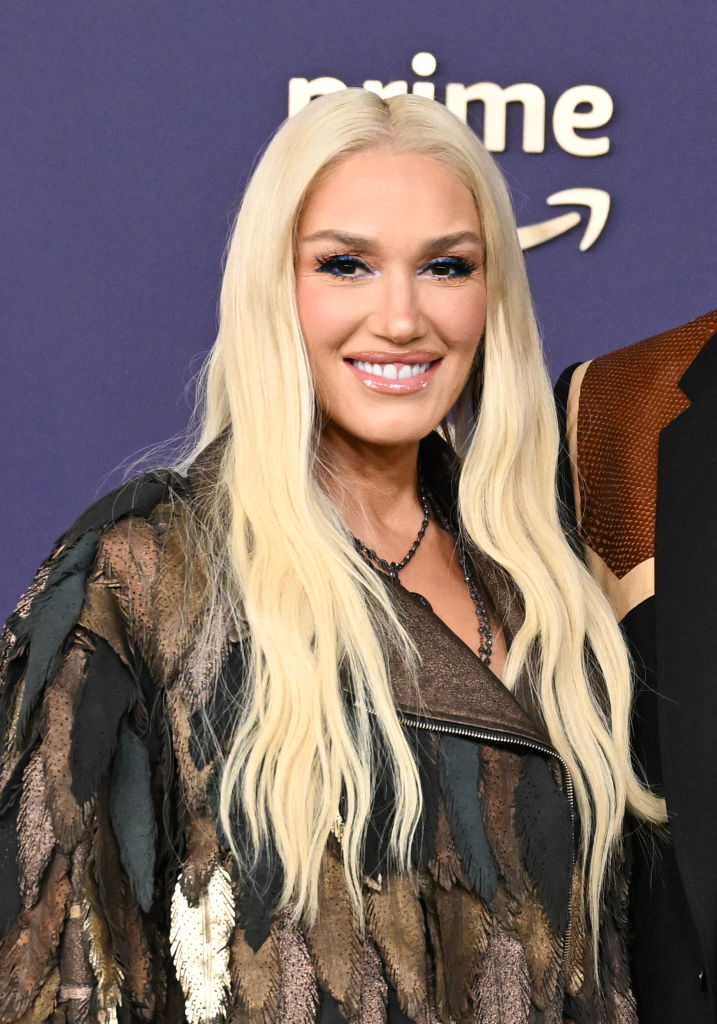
[[2, 0, 716, 617]]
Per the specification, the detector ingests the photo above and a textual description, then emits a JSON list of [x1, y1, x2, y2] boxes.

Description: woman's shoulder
[[6, 467, 188, 621], [0, 467, 198, 837], [3, 467, 194, 675], [56, 467, 189, 548]]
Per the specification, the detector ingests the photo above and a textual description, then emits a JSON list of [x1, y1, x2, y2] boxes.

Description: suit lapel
[[655, 329, 717, 979]]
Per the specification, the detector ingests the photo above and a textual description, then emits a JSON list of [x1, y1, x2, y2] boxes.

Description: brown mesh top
[[576, 309, 717, 579]]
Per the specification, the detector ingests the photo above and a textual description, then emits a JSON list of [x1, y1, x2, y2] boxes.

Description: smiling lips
[[346, 356, 440, 393]]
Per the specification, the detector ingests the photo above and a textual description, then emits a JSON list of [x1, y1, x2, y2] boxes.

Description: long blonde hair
[[188, 89, 664, 939]]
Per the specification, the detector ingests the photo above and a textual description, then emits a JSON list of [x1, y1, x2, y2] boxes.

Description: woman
[[0, 90, 664, 1024]]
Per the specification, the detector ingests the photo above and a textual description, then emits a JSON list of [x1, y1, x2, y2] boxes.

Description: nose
[[369, 269, 426, 345]]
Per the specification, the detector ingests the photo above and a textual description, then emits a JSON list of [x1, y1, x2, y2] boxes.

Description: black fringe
[[439, 734, 499, 901], [15, 531, 99, 742], [410, 728, 440, 870], [514, 754, 573, 935], [108, 721, 157, 913], [189, 641, 246, 771], [235, 839, 282, 953], [0, 799, 22, 939], [70, 636, 139, 806]]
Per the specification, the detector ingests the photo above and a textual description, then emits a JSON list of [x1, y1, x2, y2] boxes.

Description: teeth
[[353, 361, 431, 378]]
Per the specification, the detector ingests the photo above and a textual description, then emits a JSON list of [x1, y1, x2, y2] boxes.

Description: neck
[[318, 427, 423, 541]]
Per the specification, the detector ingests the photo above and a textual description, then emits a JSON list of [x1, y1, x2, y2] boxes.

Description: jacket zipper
[[397, 712, 576, 978]]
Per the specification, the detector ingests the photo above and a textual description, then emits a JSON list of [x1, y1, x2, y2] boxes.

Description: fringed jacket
[[0, 436, 635, 1024]]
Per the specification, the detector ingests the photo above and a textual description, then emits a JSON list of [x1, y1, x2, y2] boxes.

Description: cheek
[[435, 286, 487, 354], [295, 279, 361, 357]]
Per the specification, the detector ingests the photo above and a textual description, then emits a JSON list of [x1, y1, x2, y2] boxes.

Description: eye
[[419, 257, 478, 279], [316, 254, 371, 278]]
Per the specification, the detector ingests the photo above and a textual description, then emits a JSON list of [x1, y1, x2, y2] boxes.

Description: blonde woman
[[0, 90, 663, 1024]]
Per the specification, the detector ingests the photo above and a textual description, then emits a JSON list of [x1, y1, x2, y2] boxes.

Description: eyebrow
[[300, 229, 484, 252]]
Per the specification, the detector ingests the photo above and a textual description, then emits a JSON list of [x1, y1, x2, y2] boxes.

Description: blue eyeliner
[[315, 254, 477, 279]]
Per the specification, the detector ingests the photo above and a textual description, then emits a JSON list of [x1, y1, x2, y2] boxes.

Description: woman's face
[[295, 148, 487, 451]]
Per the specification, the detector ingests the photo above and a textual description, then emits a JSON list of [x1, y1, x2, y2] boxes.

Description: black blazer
[[556, 310, 717, 1024]]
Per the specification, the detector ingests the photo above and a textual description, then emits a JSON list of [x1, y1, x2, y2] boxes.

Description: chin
[[345, 417, 440, 449], [364, 434, 428, 449]]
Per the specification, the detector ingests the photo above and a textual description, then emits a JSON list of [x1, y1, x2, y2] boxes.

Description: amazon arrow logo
[[517, 188, 610, 251]]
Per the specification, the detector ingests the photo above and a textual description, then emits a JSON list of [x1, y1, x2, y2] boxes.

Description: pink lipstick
[[345, 356, 441, 394]]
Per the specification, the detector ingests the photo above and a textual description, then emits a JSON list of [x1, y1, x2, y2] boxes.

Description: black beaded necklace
[[351, 480, 431, 581], [454, 539, 494, 666], [352, 479, 494, 666]]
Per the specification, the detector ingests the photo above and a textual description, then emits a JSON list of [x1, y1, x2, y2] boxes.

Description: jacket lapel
[[387, 582, 550, 749], [655, 329, 717, 980], [410, 434, 548, 747]]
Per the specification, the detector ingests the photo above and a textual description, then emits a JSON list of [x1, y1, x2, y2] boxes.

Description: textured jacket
[[0, 436, 634, 1024], [556, 308, 717, 1024]]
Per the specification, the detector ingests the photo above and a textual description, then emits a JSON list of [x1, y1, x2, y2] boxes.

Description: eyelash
[[314, 253, 478, 280]]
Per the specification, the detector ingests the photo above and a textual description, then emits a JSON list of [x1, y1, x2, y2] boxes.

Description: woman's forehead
[[298, 149, 481, 242]]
